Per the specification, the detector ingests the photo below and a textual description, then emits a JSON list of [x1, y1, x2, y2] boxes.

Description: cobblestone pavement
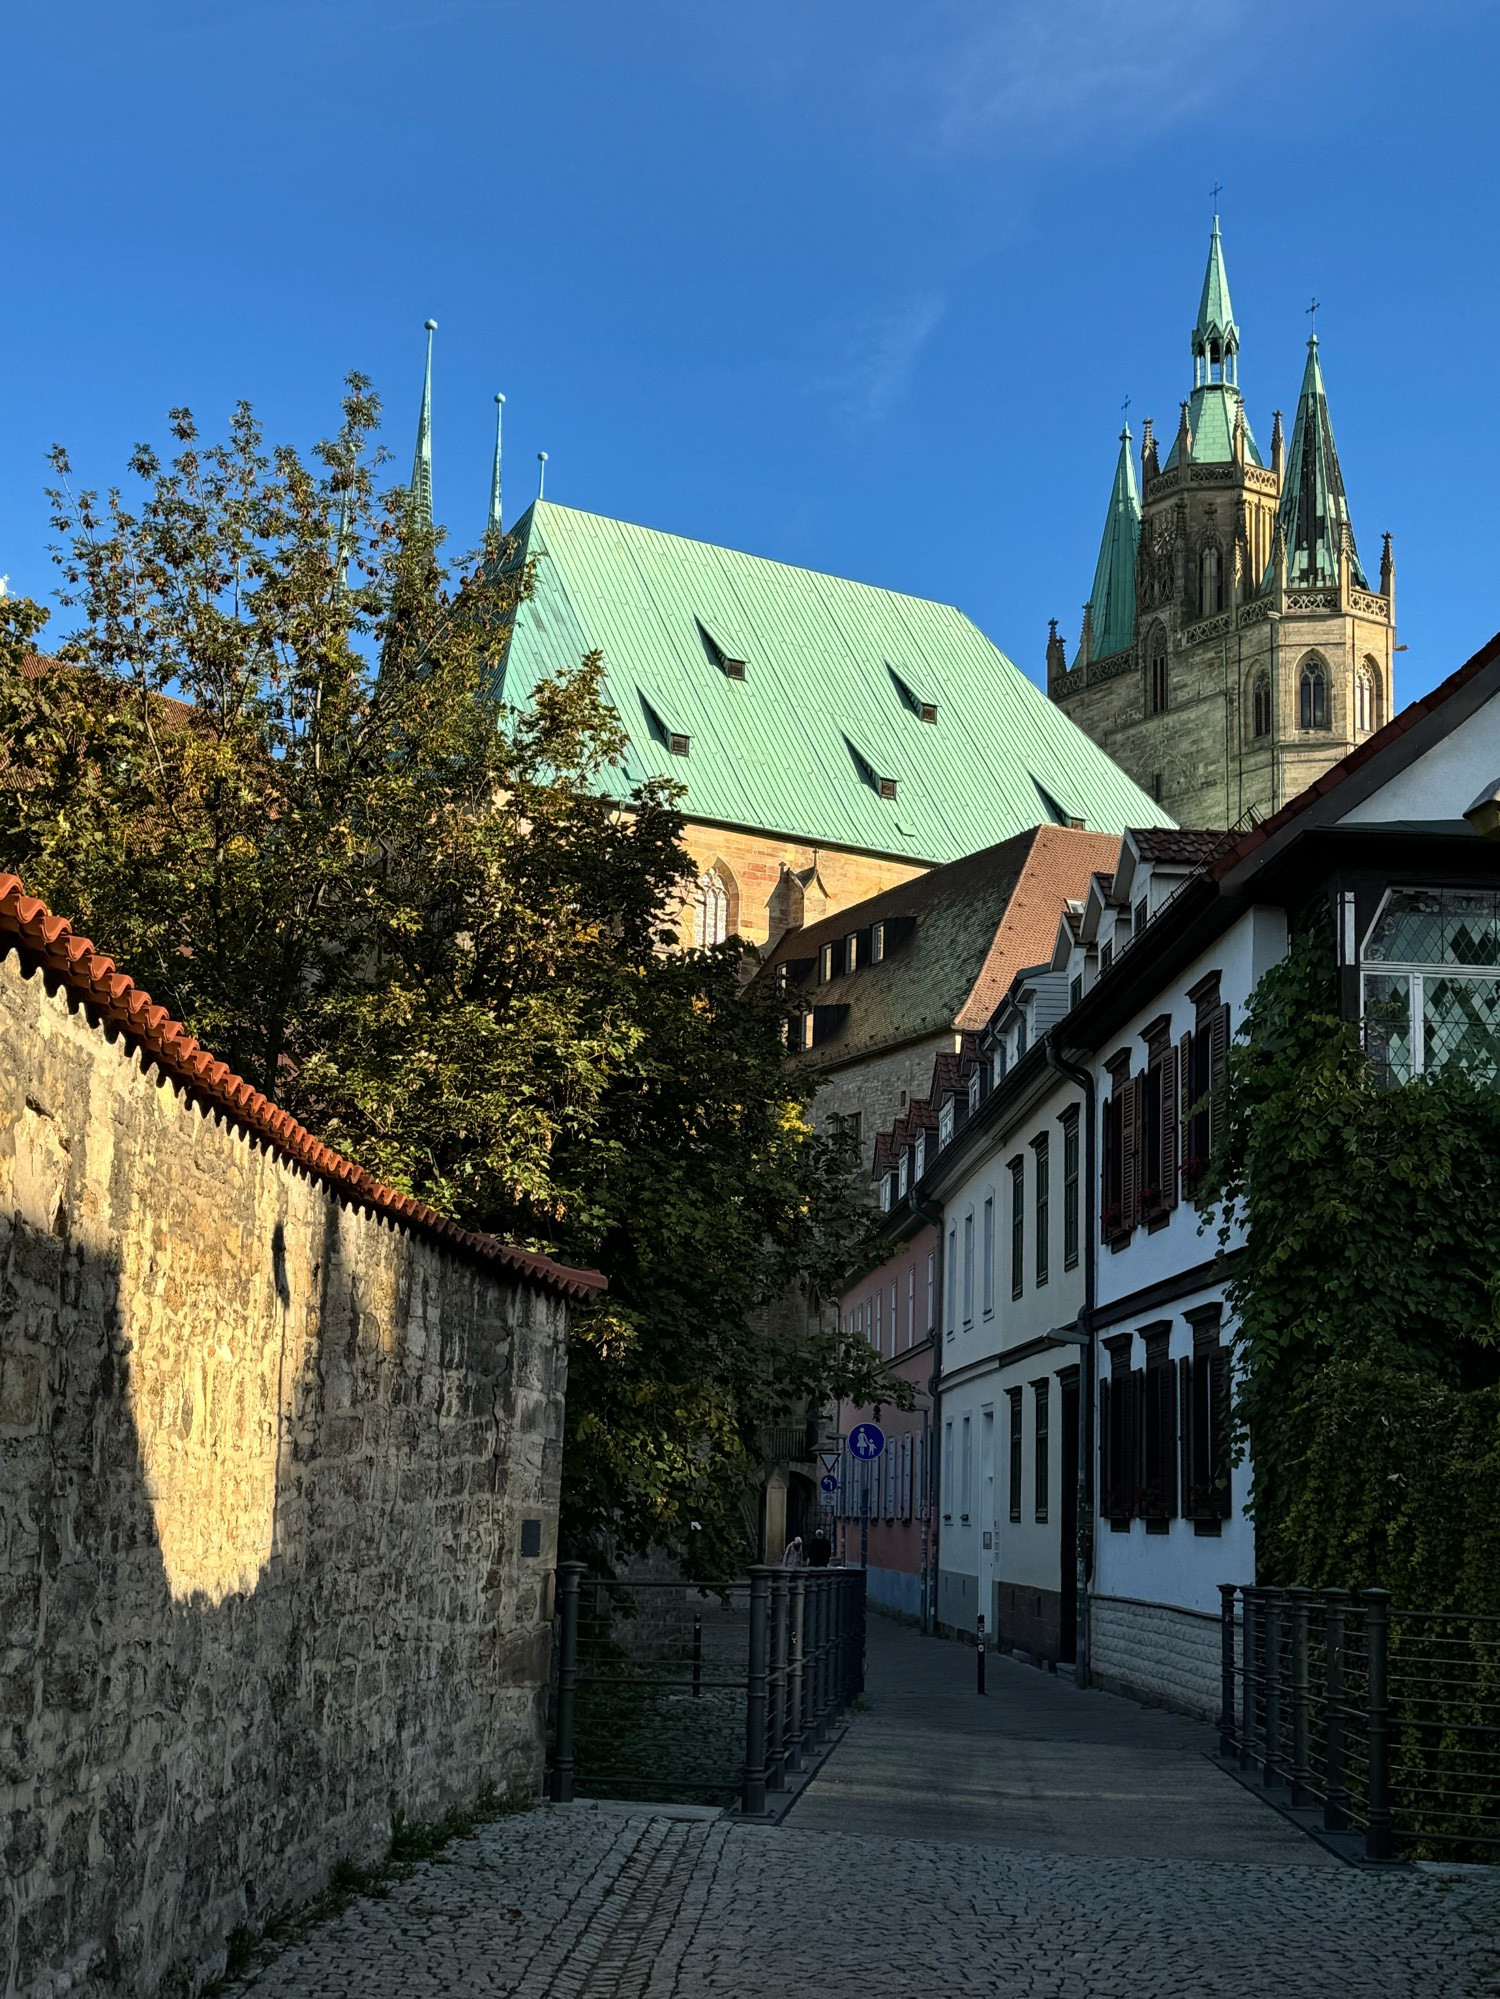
[[243, 1801, 1498, 1998]]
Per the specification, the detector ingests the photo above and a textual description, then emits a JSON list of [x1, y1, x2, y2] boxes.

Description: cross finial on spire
[[1306, 297, 1321, 338], [1211, 180, 1223, 209]]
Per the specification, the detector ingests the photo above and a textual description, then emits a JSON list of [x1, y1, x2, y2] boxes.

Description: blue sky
[[1, 1, 1494, 707]]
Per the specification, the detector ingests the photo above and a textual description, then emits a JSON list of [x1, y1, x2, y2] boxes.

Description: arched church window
[[1252, 672, 1271, 740], [1299, 657, 1329, 731], [1199, 543, 1222, 617], [690, 866, 732, 948], [1356, 660, 1380, 734], [1148, 627, 1168, 715]]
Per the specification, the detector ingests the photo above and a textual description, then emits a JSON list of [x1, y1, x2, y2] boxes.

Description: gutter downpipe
[[1046, 1033, 1097, 1690], [913, 1192, 945, 1638]]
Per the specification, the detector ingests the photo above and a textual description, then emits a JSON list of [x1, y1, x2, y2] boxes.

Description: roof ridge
[[0, 874, 604, 1301]]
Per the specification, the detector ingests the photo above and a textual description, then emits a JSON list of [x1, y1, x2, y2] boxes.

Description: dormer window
[[871, 922, 886, 964], [939, 1098, 955, 1148], [844, 933, 859, 974], [819, 942, 836, 983], [798, 1011, 815, 1051], [1070, 973, 1083, 1009], [878, 777, 898, 802], [1101, 940, 1114, 973], [918, 702, 937, 724], [669, 732, 691, 757], [697, 621, 747, 680], [880, 1173, 895, 1213], [1133, 897, 1148, 938], [889, 664, 938, 724], [967, 1069, 981, 1114], [847, 736, 899, 801], [915, 1131, 927, 1178], [898, 1151, 910, 1196], [775, 963, 789, 994], [724, 657, 746, 680]]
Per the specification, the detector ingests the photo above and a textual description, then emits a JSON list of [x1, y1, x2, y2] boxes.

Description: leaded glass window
[[1361, 888, 1500, 1084], [1299, 658, 1329, 730]]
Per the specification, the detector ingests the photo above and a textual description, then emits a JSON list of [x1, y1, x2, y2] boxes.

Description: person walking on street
[[807, 1530, 831, 1568], [781, 1536, 804, 1569]]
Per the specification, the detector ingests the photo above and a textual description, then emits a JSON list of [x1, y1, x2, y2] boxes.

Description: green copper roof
[[1163, 385, 1262, 470], [1268, 336, 1368, 591], [496, 501, 1171, 861], [1195, 217, 1238, 347], [1083, 427, 1140, 662]]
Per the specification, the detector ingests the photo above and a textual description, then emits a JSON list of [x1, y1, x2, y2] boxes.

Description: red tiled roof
[[1210, 628, 1500, 881], [1131, 827, 1226, 866], [0, 873, 606, 1303]]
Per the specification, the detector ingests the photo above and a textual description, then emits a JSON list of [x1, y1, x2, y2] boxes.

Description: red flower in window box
[[1101, 1200, 1125, 1234]]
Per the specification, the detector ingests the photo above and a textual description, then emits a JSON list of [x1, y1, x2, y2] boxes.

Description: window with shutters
[[1180, 973, 1230, 1194], [1139, 1323, 1177, 1528], [1180, 1306, 1232, 1530], [1139, 1017, 1178, 1226], [1101, 1051, 1135, 1244], [1009, 1157, 1025, 1297], [1099, 1335, 1139, 1526], [1007, 1389, 1024, 1523], [1032, 1133, 1050, 1286], [1033, 1381, 1050, 1523], [1061, 1108, 1081, 1268]]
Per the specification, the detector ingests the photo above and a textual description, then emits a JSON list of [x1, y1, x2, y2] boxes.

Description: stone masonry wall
[[0, 946, 571, 1999], [1089, 1595, 1222, 1720]]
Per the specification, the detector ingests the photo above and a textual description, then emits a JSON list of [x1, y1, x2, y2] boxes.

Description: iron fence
[[1218, 1585, 1500, 1863], [549, 1563, 866, 1815]]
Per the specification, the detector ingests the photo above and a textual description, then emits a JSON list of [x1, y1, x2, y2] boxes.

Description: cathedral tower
[[1047, 219, 1396, 828]]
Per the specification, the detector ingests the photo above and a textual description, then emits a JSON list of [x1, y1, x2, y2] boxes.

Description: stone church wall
[[679, 821, 927, 951], [0, 945, 572, 1999]]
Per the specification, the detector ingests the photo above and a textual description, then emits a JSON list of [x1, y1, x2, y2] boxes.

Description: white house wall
[[1339, 686, 1500, 826]]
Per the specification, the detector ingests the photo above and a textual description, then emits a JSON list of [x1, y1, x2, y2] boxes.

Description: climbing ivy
[[1198, 917, 1500, 1609]]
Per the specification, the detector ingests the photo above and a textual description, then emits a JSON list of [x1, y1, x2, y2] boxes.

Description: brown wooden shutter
[[1098, 1375, 1113, 1516], [1208, 1002, 1231, 1155], [1207, 1344, 1232, 1519], [1160, 1359, 1179, 1516], [1120, 1071, 1140, 1232], [1130, 1367, 1145, 1517], [1161, 1042, 1180, 1210], [1178, 1355, 1194, 1513]]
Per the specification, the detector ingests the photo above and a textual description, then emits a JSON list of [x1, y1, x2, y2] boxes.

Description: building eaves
[[0, 874, 606, 1303]]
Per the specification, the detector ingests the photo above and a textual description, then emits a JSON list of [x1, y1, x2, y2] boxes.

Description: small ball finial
[[538, 450, 548, 462], [496, 391, 506, 405], [424, 317, 438, 332]]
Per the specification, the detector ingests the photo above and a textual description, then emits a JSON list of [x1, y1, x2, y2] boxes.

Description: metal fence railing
[[1218, 1585, 1500, 1863], [548, 1563, 866, 1815]]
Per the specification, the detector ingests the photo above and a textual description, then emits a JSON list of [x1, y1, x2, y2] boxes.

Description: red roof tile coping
[[0, 872, 605, 1303]]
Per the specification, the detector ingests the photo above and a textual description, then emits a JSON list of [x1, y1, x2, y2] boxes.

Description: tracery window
[[1355, 661, 1379, 734], [1251, 671, 1271, 740], [1299, 657, 1329, 730], [1362, 887, 1500, 1085], [1199, 543, 1222, 617], [690, 869, 729, 948]]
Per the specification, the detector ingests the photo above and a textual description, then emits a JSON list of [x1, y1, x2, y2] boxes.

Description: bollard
[[976, 1611, 987, 1695], [1239, 1588, 1258, 1772], [692, 1611, 703, 1698], [787, 1573, 807, 1773], [1288, 1587, 1312, 1807], [767, 1569, 788, 1791], [1322, 1589, 1350, 1832], [1262, 1593, 1282, 1788], [1218, 1585, 1239, 1759], [1362, 1589, 1393, 1862], [551, 1561, 585, 1803], [742, 1566, 771, 1817]]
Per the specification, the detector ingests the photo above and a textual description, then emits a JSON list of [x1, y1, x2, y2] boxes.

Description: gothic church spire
[[1271, 334, 1367, 591], [489, 392, 505, 535], [410, 319, 437, 528], [1078, 425, 1140, 665]]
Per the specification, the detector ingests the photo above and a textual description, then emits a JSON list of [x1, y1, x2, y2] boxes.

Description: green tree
[[1197, 920, 1500, 1606], [0, 388, 895, 1575]]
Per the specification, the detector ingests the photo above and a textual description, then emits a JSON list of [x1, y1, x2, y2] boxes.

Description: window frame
[[1009, 1156, 1025, 1300], [1007, 1388, 1024, 1524], [1032, 1132, 1050, 1287], [1033, 1380, 1050, 1523]]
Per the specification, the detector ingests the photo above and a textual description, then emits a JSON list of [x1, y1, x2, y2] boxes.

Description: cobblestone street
[[237, 1618, 1499, 1997]]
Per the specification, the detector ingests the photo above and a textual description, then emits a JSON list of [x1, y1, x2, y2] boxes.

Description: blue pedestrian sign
[[819, 1474, 838, 1494], [850, 1422, 886, 1460]]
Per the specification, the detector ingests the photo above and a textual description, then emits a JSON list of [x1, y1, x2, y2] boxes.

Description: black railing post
[[767, 1569, 788, 1791], [1262, 1592, 1283, 1787], [1218, 1584, 1239, 1758], [801, 1576, 819, 1759], [833, 1573, 849, 1710], [551, 1560, 585, 1803], [742, 1565, 772, 1817], [787, 1573, 807, 1772], [814, 1576, 832, 1742], [855, 1566, 867, 1696], [1239, 1586, 1258, 1771], [692, 1611, 703, 1697], [1322, 1588, 1350, 1832], [1288, 1586, 1312, 1807], [1363, 1589, 1393, 1861]]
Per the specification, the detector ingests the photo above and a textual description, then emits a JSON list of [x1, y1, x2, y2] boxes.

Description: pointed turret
[[488, 392, 505, 536], [1193, 216, 1240, 388], [1269, 335, 1368, 591], [1075, 425, 1140, 666], [1166, 217, 1260, 469], [409, 319, 437, 528]]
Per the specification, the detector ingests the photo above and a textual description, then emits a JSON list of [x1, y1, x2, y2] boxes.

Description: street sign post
[[819, 1474, 837, 1494], [850, 1423, 885, 1461]]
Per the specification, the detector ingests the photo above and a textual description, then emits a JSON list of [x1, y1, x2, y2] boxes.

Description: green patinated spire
[[1166, 216, 1260, 469], [1079, 425, 1140, 664], [1269, 334, 1368, 591], [410, 318, 437, 527], [488, 392, 505, 535]]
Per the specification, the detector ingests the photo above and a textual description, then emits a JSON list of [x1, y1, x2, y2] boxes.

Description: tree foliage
[[1198, 919, 1500, 1607], [0, 387, 895, 1576]]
